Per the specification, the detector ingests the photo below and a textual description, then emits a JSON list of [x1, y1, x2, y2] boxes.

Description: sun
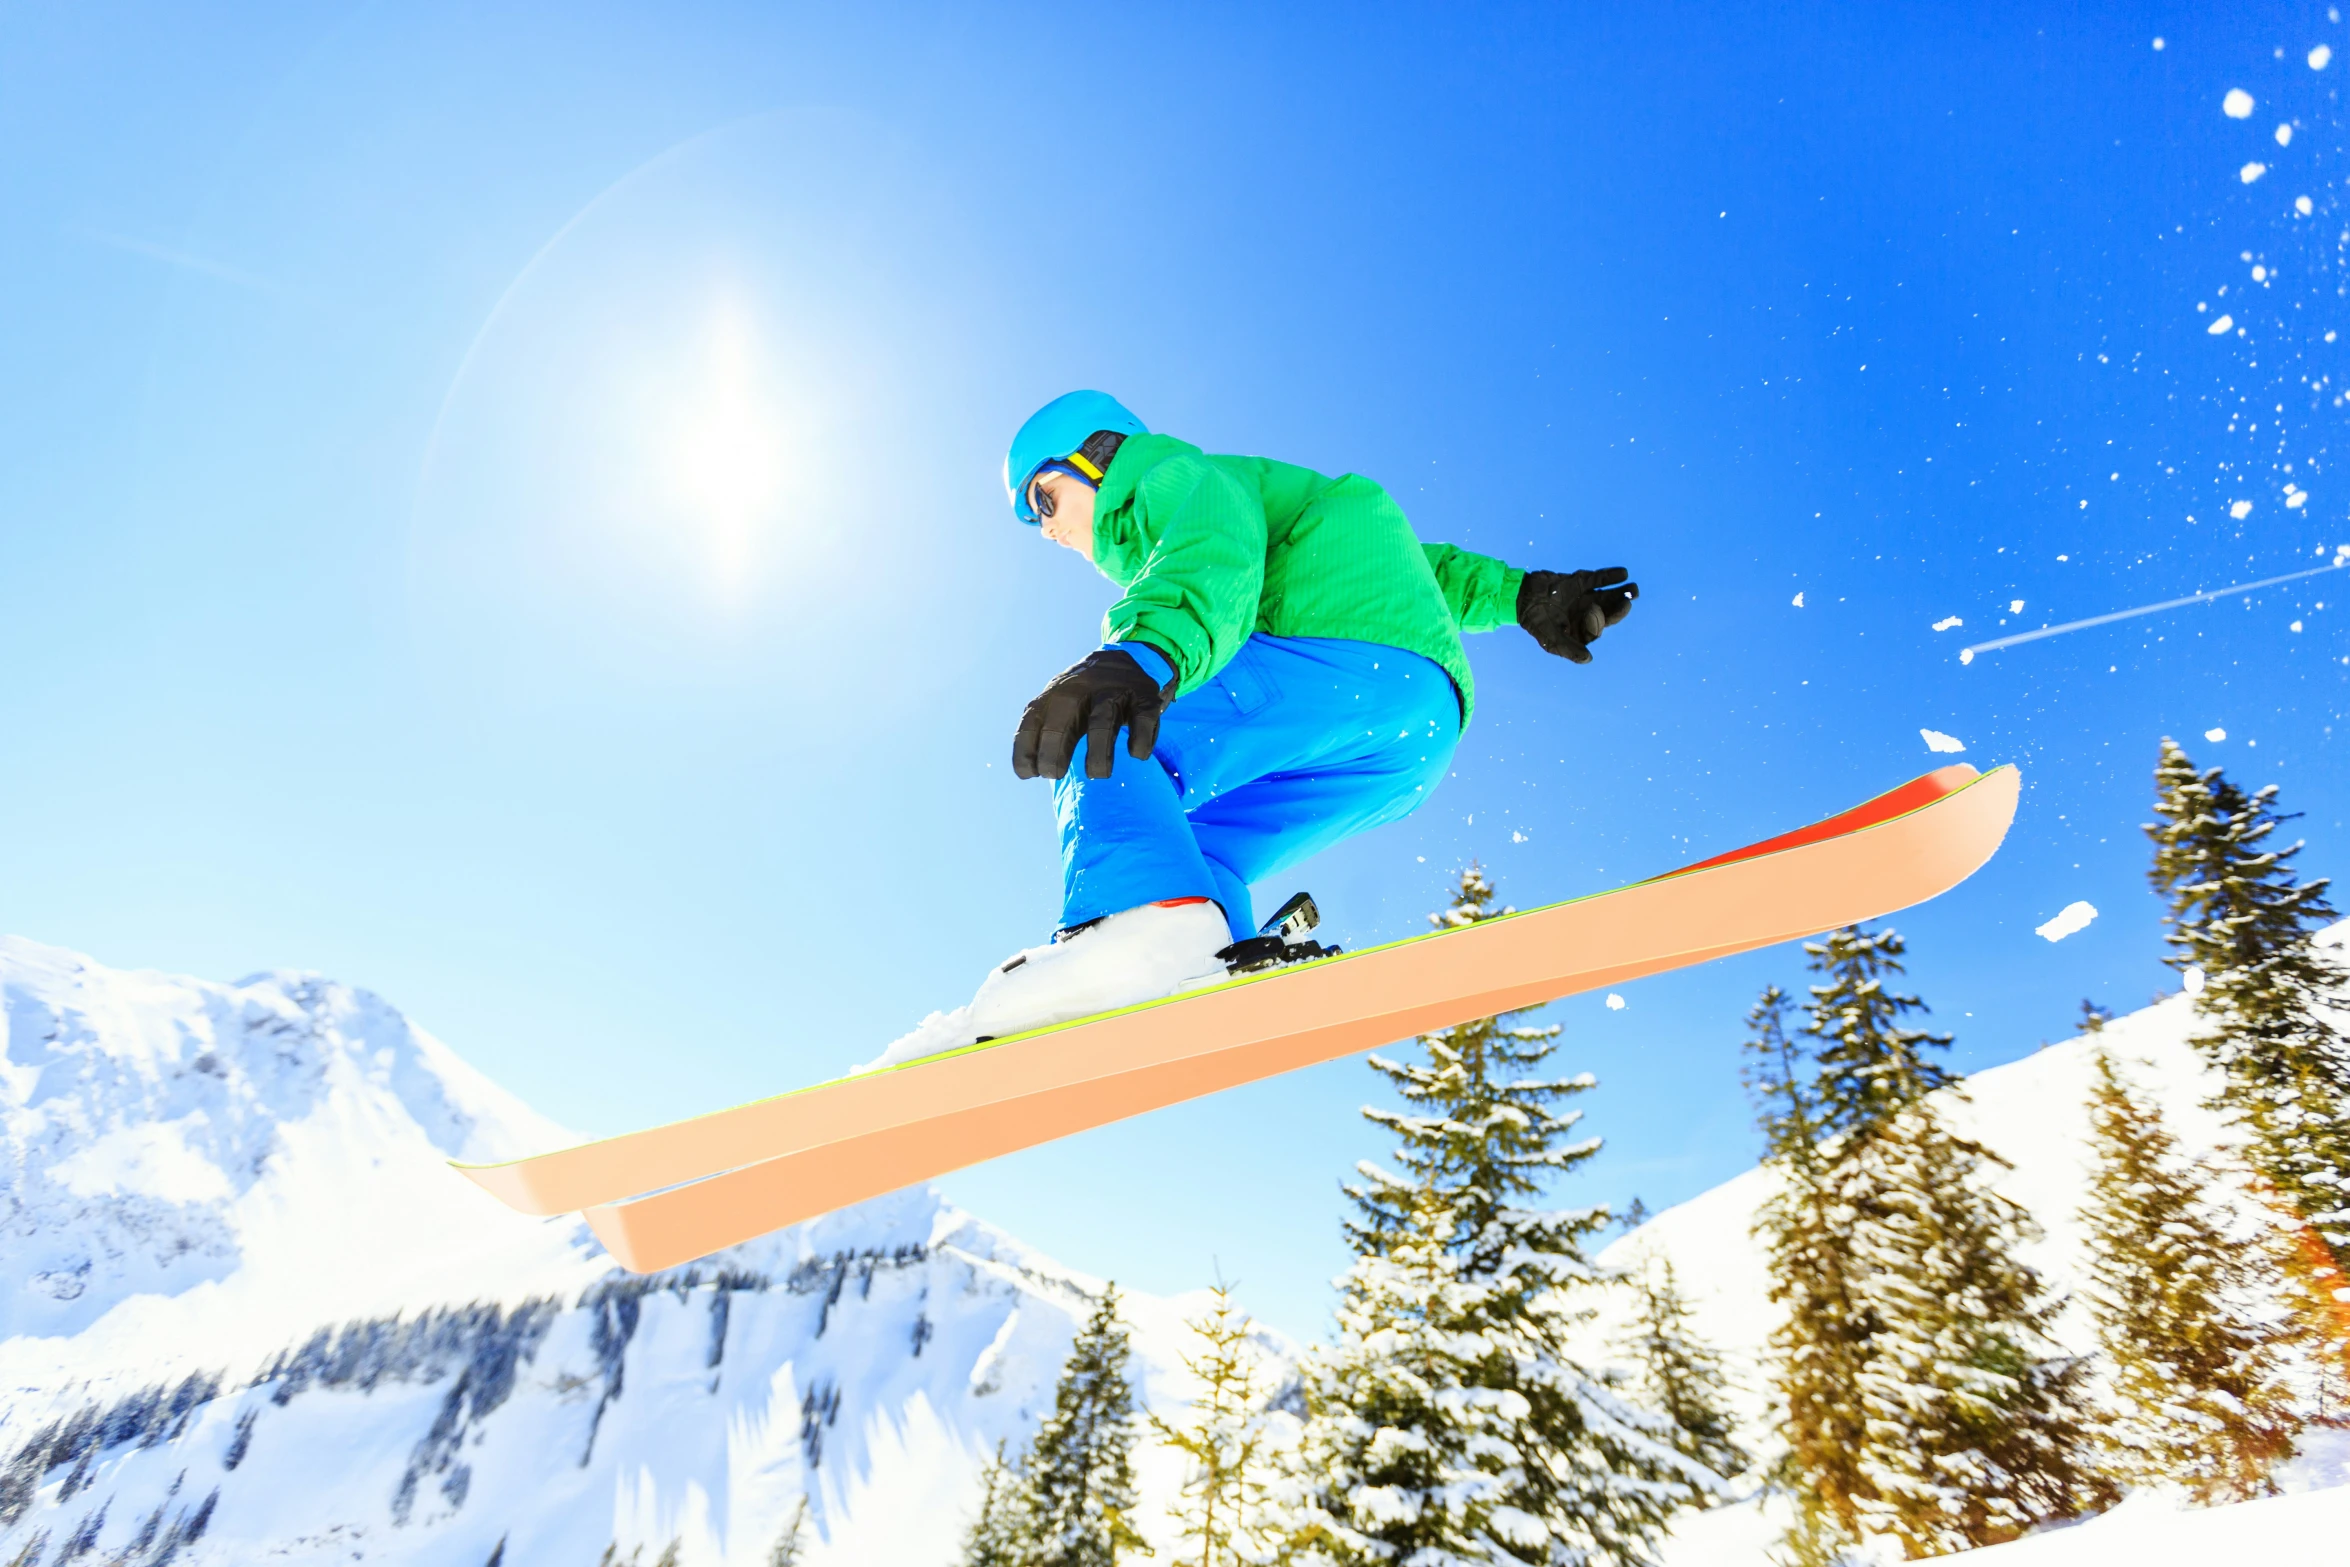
[[670, 297, 788, 594]]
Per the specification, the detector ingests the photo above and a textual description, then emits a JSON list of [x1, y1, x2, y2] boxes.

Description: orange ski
[[458, 764, 2016, 1271]]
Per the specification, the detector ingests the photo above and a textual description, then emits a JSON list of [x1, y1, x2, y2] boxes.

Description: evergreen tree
[[768, 1496, 813, 1566], [2077, 1050, 2302, 1502], [1750, 926, 2108, 1562], [1615, 1255, 1748, 1487], [1025, 1287, 1149, 1567], [2146, 737, 2350, 1270], [962, 1441, 1032, 1567], [1149, 1284, 1284, 1567], [1294, 865, 1717, 1567]]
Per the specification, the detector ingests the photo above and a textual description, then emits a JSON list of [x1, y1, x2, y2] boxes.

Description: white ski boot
[[857, 898, 1234, 1072]]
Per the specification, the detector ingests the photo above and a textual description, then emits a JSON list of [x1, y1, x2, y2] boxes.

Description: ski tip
[[585, 1199, 690, 1275], [448, 1158, 574, 1218]]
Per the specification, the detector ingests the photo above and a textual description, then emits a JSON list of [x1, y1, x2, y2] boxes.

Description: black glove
[[1012, 648, 1173, 781], [1517, 567, 1638, 664]]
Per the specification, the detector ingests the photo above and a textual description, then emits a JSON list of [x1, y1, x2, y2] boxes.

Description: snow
[[2205, 725, 2228, 741], [1920, 728, 1967, 753], [2226, 88, 2256, 118], [1790, 591, 1804, 607], [2009, 598, 2025, 613], [2315, 44, 2335, 70], [2212, 314, 2239, 335], [1598, 931, 2350, 1566], [2242, 162, 2269, 184], [2277, 123, 2296, 147], [8, 926, 2346, 1565], [2033, 901, 2098, 942], [1606, 993, 1627, 1010], [2302, 195, 2317, 215], [1940, 1485, 2350, 1564], [1933, 616, 1964, 631], [2230, 497, 2253, 516], [0, 935, 1281, 1566]]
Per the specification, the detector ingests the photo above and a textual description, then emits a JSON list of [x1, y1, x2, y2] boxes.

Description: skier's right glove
[[1517, 567, 1639, 664], [1012, 647, 1173, 781]]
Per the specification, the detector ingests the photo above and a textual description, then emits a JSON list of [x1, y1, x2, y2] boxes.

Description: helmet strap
[[1068, 429, 1127, 483]]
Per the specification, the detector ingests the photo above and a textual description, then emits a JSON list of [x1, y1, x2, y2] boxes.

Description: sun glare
[[670, 300, 788, 594]]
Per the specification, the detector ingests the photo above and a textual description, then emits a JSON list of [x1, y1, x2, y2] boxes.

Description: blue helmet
[[1003, 390, 1148, 524]]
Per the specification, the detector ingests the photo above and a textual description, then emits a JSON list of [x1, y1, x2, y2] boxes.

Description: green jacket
[[1089, 434, 1523, 725]]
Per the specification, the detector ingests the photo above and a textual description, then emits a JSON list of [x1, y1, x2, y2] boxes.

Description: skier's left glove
[[1518, 567, 1639, 664], [1012, 647, 1174, 781]]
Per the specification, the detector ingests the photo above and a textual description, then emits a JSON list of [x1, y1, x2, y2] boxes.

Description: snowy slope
[[9, 925, 2347, 1565], [0, 936, 1281, 1566], [1616, 924, 2350, 1565]]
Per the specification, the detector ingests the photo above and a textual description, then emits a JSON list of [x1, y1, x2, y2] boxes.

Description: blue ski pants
[[1055, 634, 1461, 945]]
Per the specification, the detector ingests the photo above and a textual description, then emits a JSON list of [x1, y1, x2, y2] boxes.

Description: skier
[[870, 390, 1636, 1065]]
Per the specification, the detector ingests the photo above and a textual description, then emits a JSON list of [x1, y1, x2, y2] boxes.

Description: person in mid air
[[870, 390, 1636, 1065]]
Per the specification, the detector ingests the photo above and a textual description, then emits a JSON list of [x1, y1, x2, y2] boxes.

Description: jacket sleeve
[[1422, 542, 1526, 635], [1100, 455, 1267, 696]]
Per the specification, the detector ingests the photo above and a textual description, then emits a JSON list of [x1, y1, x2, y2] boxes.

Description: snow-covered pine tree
[[1614, 1254, 1747, 1487], [1149, 1283, 1285, 1567], [768, 1496, 813, 1566], [1754, 926, 2107, 1562], [1024, 1287, 1149, 1567], [1743, 984, 1867, 1556], [1293, 864, 1716, 1567], [2078, 1049, 2302, 1502], [962, 1440, 1032, 1567], [2146, 738, 2350, 1272]]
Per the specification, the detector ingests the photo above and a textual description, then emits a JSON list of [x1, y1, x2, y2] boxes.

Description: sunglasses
[[1029, 475, 1059, 522]]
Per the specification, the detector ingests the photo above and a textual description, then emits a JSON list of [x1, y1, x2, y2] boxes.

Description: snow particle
[[2241, 162, 2269, 184], [2209, 313, 2237, 334], [1959, 647, 1976, 665], [1932, 615, 1964, 631], [1920, 728, 1968, 754], [1791, 591, 1805, 607], [2292, 619, 2305, 632], [2315, 44, 2335, 70], [2153, 36, 2166, 51], [1605, 993, 1626, 1011], [2205, 726, 2228, 742], [2276, 123, 2295, 147], [2183, 965, 2206, 995], [2009, 598, 2025, 613], [2288, 490, 2309, 508], [2225, 88, 2256, 118], [2253, 265, 2270, 281], [2034, 901, 2099, 943], [2299, 195, 2317, 215], [2230, 498, 2254, 519]]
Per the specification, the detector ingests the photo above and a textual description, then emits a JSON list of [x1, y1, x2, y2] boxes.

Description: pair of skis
[[457, 764, 2020, 1272]]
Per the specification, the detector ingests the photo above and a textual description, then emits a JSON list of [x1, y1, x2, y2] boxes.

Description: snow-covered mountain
[[6, 927, 2346, 1565], [0, 936, 1270, 1565]]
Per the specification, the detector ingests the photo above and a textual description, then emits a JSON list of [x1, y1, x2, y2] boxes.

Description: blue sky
[[5, 1, 2347, 1341]]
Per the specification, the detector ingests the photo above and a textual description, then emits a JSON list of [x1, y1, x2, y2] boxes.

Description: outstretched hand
[[1517, 567, 1639, 663], [1011, 648, 1171, 781]]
